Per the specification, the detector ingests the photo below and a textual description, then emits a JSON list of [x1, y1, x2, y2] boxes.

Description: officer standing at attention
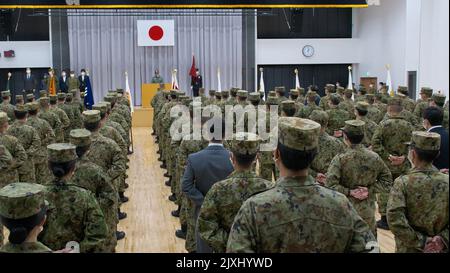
[[226, 117, 376, 253], [191, 69, 203, 97], [151, 69, 164, 84], [387, 131, 449, 253]]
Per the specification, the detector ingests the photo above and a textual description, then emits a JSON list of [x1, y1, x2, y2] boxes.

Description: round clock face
[[302, 45, 314, 57]]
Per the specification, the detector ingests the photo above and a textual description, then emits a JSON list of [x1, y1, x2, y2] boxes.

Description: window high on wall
[[0, 9, 49, 41]]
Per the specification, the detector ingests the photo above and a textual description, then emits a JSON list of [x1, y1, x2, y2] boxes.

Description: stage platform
[[132, 107, 153, 127]]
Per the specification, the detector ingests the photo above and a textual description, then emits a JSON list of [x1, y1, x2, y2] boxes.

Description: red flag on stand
[[189, 55, 197, 80]]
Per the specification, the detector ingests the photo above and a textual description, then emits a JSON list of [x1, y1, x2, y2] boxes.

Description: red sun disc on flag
[[148, 25, 164, 41]]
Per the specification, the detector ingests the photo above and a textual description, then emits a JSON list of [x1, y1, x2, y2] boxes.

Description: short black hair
[[251, 101, 259, 107], [1, 96, 9, 100], [356, 108, 368, 116], [28, 109, 38, 116], [283, 107, 296, 117], [277, 142, 317, 171], [291, 94, 298, 100], [48, 160, 76, 178], [412, 146, 439, 163], [343, 130, 364, 144], [84, 121, 100, 131], [75, 145, 90, 158], [388, 104, 403, 113], [423, 107, 443, 126], [330, 96, 340, 105], [233, 152, 257, 168], [50, 100, 57, 105], [99, 112, 106, 119], [345, 93, 352, 99], [14, 110, 27, 119], [0, 208, 47, 245]]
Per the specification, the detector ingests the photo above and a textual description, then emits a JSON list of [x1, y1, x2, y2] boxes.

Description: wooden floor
[[116, 127, 396, 253]]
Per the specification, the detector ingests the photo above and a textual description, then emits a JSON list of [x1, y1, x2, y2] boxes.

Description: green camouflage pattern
[[0, 182, 46, 219]]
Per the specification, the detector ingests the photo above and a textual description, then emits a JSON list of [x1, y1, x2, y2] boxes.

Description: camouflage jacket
[[310, 132, 345, 175], [372, 116, 413, 175], [360, 117, 379, 147], [50, 106, 70, 131], [226, 175, 376, 253], [0, 242, 52, 253], [319, 95, 331, 111], [387, 165, 449, 253], [0, 134, 26, 187], [296, 102, 321, 118], [40, 180, 108, 253], [87, 131, 126, 181], [38, 109, 62, 143], [7, 121, 41, 162], [99, 125, 127, 155], [198, 170, 274, 253], [413, 101, 429, 119], [400, 97, 416, 113], [339, 99, 356, 118], [27, 115, 55, 163], [66, 102, 83, 129], [0, 144, 13, 174], [108, 111, 129, 133], [0, 103, 15, 123], [326, 108, 351, 135], [366, 105, 383, 124]]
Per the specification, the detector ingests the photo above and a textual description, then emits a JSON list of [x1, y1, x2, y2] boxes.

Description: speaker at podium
[[141, 83, 172, 108]]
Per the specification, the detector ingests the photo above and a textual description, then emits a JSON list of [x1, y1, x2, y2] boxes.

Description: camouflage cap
[[230, 88, 238, 96], [268, 91, 276, 97], [70, 89, 77, 96], [397, 86, 408, 95], [344, 89, 353, 95], [329, 93, 341, 102], [407, 131, 440, 151], [57, 92, 66, 100], [290, 89, 299, 96], [70, 129, 92, 147], [208, 90, 216, 96], [237, 90, 248, 98], [92, 104, 107, 115], [307, 91, 317, 99], [248, 92, 260, 102], [49, 95, 57, 103], [100, 101, 112, 111], [274, 86, 285, 94], [420, 87, 433, 96], [432, 93, 446, 105], [337, 86, 345, 95], [367, 87, 376, 95], [47, 143, 77, 163], [39, 97, 50, 107], [0, 183, 47, 220], [189, 101, 202, 112], [342, 120, 365, 136], [278, 117, 321, 151], [309, 110, 329, 127], [298, 87, 305, 95], [176, 90, 185, 97], [387, 97, 402, 106], [26, 102, 40, 111], [108, 90, 118, 96], [229, 132, 261, 155], [359, 86, 367, 94], [325, 84, 336, 93], [116, 88, 124, 94], [221, 90, 230, 97], [15, 104, 28, 113], [82, 110, 101, 123], [180, 96, 191, 106], [281, 100, 296, 112], [1, 90, 11, 97], [214, 91, 222, 98], [104, 95, 117, 103], [355, 101, 369, 111], [66, 93, 73, 100], [39, 90, 47, 97], [266, 96, 279, 106], [26, 93, 35, 101], [15, 95, 23, 102], [0, 112, 9, 124]]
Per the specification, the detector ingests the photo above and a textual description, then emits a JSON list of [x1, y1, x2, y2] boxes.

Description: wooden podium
[[141, 83, 171, 108]]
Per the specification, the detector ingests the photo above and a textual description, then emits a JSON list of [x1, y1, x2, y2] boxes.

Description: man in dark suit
[[23, 67, 37, 96], [423, 106, 449, 171], [191, 69, 203, 97], [59, 70, 69, 93], [182, 118, 234, 253]]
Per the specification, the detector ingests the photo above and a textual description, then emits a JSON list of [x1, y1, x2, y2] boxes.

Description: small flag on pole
[[171, 69, 179, 90], [189, 55, 197, 80], [125, 71, 134, 114], [259, 67, 265, 99], [386, 64, 394, 97], [347, 66, 353, 90], [217, 67, 222, 93], [294, 68, 300, 89]]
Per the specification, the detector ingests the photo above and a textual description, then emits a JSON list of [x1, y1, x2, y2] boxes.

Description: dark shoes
[[171, 209, 180, 218], [119, 194, 129, 203], [165, 180, 171, 187], [160, 163, 167, 169], [116, 231, 126, 240], [163, 172, 170, 178], [377, 216, 389, 230], [168, 194, 177, 202], [175, 229, 186, 240], [118, 211, 127, 220]]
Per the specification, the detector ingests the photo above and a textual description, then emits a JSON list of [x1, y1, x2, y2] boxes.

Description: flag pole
[[125, 71, 134, 154]]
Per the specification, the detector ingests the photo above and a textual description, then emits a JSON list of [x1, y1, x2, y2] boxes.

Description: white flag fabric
[[137, 20, 175, 46], [347, 69, 353, 90], [217, 68, 222, 93], [171, 70, 179, 90], [295, 71, 300, 89], [386, 68, 394, 97], [125, 72, 134, 114], [259, 70, 265, 99]]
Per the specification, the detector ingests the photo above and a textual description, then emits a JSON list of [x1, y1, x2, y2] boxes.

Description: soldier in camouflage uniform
[[280, 100, 296, 117], [374, 93, 388, 115], [372, 97, 413, 230], [296, 91, 321, 118], [15, 95, 24, 106], [104, 95, 130, 144], [339, 89, 356, 119], [354, 85, 367, 103], [396, 86, 416, 113], [26, 102, 55, 184], [151, 86, 166, 135], [414, 87, 433, 120], [259, 96, 279, 182], [228, 88, 238, 105], [0, 183, 52, 253], [308, 110, 345, 182], [387, 131, 449, 253], [7, 104, 41, 183], [325, 93, 351, 136], [319, 84, 336, 111], [107, 92, 132, 133], [116, 88, 131, 110], [198, 132, 274, 253], [288, 89, 303, 116], [1, 91, 15, 124], [69, 129, 119, 252], [155, 90, 178, 170], [354, 102, 379, 147], [65, 93, 83, 130], [226, 117, 376, 253], [429, 93, 449, 131], [39, 143, 108, 252], [0, 143, 13, 246], [57, 93, 76, 140], [365, 94, 383, 123], [70, 89, 85, 115], [38, 97, 62, 144], [326, 120, 393, 234], [203, 89, 216, 106], [275, 86, 287, 106], [26, 93, 35, 103], [48, 95, 70, 142]]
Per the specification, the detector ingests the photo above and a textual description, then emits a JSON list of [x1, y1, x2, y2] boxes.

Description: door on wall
[[408, 71, 417, 99], [257, 64, 350, 97], [359, 77, 378, 91]]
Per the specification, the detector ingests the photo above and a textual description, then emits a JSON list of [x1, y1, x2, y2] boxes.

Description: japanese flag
[[137, 20, 175, 46]]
